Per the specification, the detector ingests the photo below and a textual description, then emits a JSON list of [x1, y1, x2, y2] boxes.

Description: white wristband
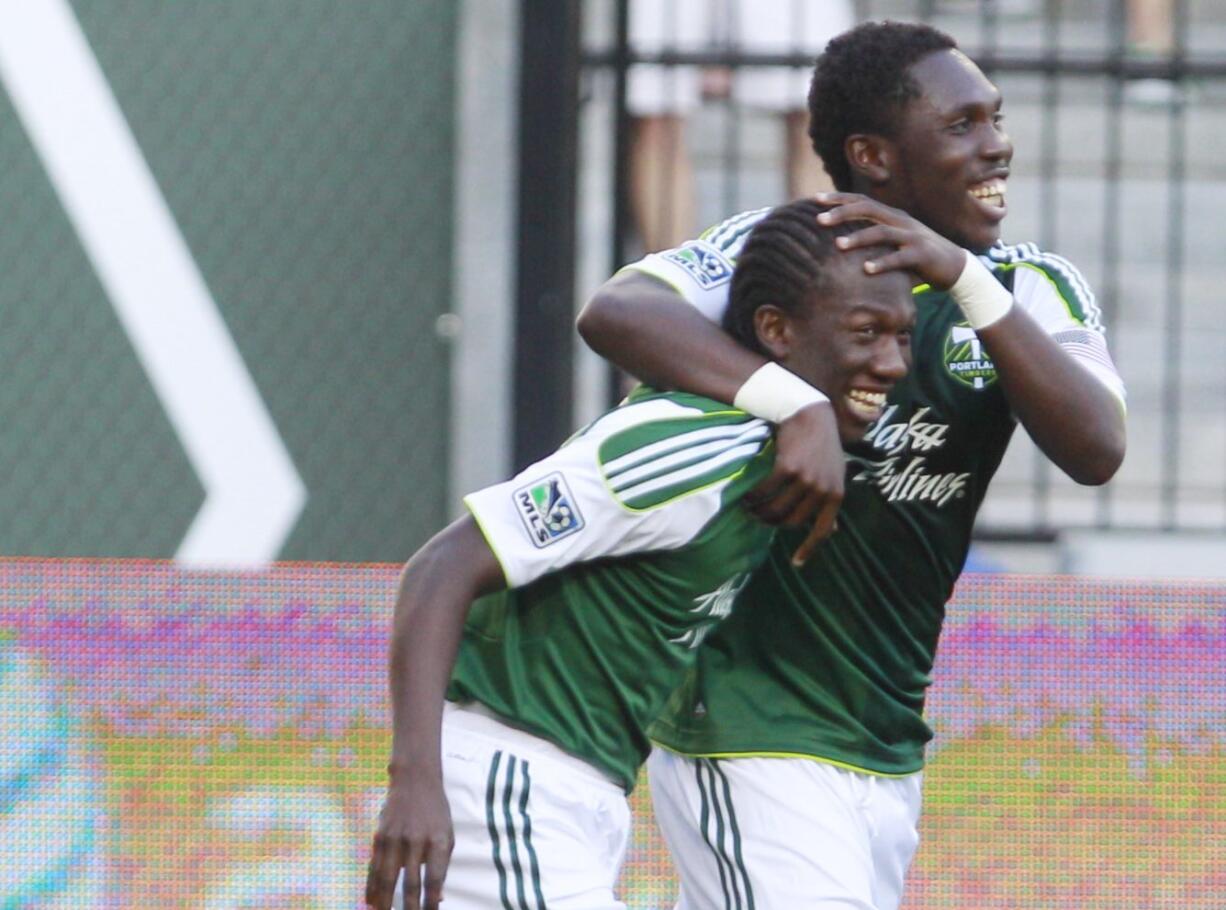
[[949, 249, 1013, 330], [733, 362, 829, 424]]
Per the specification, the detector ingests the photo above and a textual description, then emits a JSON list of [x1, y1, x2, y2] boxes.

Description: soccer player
[[364, 201, 916, 910], [577, 21, 1127, 910]]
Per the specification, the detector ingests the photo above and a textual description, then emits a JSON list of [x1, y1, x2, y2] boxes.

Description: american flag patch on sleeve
[[1052, 329, 1127, 408]]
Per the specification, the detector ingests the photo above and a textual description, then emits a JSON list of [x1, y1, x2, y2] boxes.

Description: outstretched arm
[[817, 193, 1125, 485], [579, 271, 844, 563], [366, 518, 505, 910]]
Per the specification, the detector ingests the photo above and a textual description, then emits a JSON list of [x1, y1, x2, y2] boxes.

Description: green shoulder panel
[[597, 396, 771, 512]]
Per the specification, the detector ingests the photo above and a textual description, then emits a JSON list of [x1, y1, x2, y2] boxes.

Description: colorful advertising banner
[[1, 559, 1222, 908]]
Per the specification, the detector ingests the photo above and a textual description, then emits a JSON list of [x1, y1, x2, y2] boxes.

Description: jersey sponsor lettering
[[863, 405, 948, 456], [513, 472, 584, 547], [852, 405, 971, 507], [670, 573, 749, 649], [852, 456, 970, 507], [661, 241, 734, 289]]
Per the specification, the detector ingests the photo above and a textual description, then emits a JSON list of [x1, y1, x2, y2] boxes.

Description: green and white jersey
[[629, 211, 1126, 775], [450, 388, 775, 792]]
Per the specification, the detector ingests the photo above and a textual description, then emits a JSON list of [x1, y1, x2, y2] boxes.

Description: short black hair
[[723, 200, 870, 357], [808, 21, 958, 190]]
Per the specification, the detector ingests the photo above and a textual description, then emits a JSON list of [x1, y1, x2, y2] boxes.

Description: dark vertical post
[[611, 0, 631, 278], [607, 0, 632, 408], [514, 0, 581, 468]]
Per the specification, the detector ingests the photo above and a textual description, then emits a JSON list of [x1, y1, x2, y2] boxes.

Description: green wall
[[0, 1, 455, 561]]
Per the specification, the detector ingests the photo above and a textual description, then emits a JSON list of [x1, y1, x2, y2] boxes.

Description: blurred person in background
[[580, 20, 1126, 909], [1126, 0, 1180, 104], [628, 0, 855, 251], [1128, 0, 1174, 55]]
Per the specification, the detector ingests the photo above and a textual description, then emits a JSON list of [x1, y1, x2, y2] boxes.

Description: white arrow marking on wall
[[0, 0, 306, 566]]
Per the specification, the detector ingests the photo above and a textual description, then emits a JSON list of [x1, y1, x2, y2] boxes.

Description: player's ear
[[753, 305, 792, 361], [845, 133, 894, 186]]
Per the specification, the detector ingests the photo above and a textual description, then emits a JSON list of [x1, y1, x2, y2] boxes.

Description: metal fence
[[578, 0, 1226, 539]]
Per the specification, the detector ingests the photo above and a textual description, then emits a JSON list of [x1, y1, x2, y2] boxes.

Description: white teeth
[[847, 389, 885, 406], [969, 179, 1007, 205], [845, 389, 887, 420]]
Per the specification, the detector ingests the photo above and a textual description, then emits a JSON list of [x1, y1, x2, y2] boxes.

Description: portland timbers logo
[[944, 322, 998, 390], [514, 472, 584, 547]]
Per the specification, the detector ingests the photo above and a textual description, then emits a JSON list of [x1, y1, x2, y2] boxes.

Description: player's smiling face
[[781, 248, 915, 444], [886, 49, 1012, 252]]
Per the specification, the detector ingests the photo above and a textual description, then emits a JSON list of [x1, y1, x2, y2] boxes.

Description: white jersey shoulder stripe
[[604, 419, 767, 478], [986, 241, 1103, 332], [464, 396, 767, 588], [701, 207, 771, 255], [1030, 250, 1100, 327], [617, 439, 768, 508], [608, 424, 772, 494], [576, 398, 708, 446], [701, 207, 769, 249]]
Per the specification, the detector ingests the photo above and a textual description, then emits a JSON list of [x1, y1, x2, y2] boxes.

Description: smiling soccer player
[[365, 202, 914, 910], [578, 20, 1126, 910]]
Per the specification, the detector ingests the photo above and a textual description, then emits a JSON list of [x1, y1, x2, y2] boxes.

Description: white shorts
[[627, 0, 855, 115], [646, 748, 922, 910], [397, 704, 631, 910]]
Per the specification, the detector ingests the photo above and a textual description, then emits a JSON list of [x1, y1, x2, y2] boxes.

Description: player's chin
[[960, 209, 1006, 252], [945, 227, 998, 257], [834, 411, 875, 446]]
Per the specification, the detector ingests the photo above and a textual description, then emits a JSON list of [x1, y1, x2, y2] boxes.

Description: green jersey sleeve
[[464, 394, 772, 588]]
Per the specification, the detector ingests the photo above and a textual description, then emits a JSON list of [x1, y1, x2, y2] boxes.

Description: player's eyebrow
[[841, 303, 893, 322], [936, 96, 1005, 122], [842, 298, 916, 323], [940, 91, 1003, 120]]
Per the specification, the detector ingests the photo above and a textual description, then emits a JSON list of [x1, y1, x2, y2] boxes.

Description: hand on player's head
[[815, 192, 967, 290]]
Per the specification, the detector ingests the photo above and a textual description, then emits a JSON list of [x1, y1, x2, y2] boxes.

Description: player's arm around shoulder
[[973, 249, 1126, 485], [577, 240, 766, 406], [577, 221, 846, 560]]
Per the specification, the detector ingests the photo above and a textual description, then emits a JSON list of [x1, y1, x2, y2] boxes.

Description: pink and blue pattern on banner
[[0, 559, 1222, 908]]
